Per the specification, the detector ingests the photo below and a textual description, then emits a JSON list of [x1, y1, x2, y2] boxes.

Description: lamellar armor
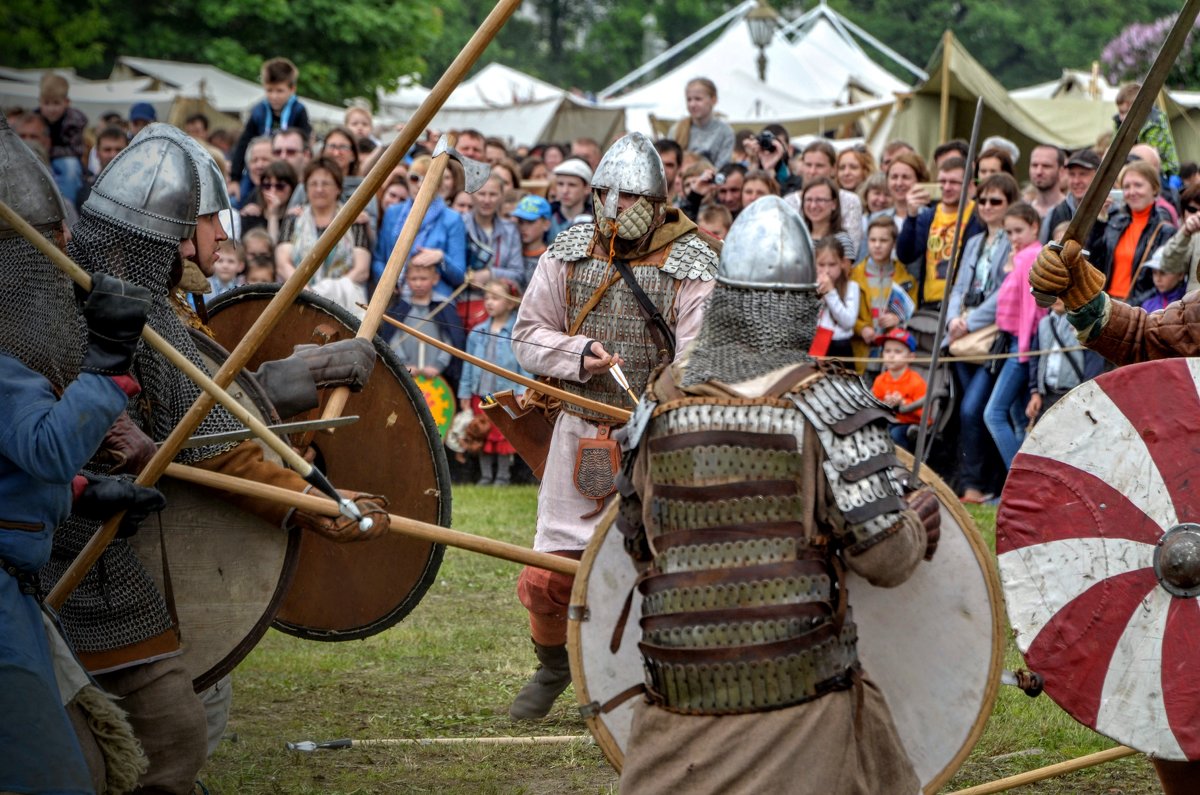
[[618, 367, 912, 715], [547, 222, 717, 423]]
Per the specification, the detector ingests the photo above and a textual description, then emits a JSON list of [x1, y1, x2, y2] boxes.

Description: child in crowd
[[241, 228, 277, 284], [457, 279, 531, 486], [511, 194, 552, 288], [984, 202, 1047, 469], [697, 204, 733, 240], [207, 240, 245, 300], [35, 74, 88, 206], [871, 328, 926, 451], [1140, 257, 1187, 313], [813, 236, 860, 360], [669, 77, 734, 168], [388, 264, 453, 379], [863, 172, 892, 218], [230, 57, 313, 203], [1026, 297, 1088, 424], [852, 217, 916, 359]]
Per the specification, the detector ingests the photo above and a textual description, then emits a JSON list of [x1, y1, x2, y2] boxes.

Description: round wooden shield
[[414, 374, 456, 438], [130, 330, 300, 691], [206, 285, 451, 641], [568, 453, 1003, 793], [998, 357, 1200, 761]]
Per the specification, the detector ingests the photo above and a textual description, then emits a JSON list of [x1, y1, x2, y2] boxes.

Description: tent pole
[[938, 30, 952, 143]]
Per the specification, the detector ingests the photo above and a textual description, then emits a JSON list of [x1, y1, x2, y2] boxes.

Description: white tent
[[0, 75, 178, 123], [114, 56, 349, 126], [601, 0, 913, 136], [378, 63, 626, 147]]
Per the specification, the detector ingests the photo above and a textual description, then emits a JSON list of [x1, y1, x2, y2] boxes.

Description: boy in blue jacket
[[229, 57, 312, 206]]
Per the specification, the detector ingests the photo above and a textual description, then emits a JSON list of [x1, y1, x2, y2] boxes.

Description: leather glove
[[289, 491, 390, 543], [73, 473, 167, 538], [906, 487, 940, 562], [79, 273, 154, 375], [292, 339, 376, 391], [1029, 240, 1107, 311], [93, 412, 157, 475]]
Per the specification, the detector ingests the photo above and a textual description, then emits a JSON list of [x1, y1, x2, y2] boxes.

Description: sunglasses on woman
[[977, 197, 1006, 207], [261, 181, 290, 191]]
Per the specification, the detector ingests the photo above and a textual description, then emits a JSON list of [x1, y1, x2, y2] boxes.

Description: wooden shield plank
[[206, 285, 450, 641]]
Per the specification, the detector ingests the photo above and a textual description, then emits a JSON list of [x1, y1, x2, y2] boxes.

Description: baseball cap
[[512, 194, 552, 221], [1065, 148, 1101, 170], [877, 327, 917, 352], [553, 158, 593, 184], [129, 102, 157, 123]]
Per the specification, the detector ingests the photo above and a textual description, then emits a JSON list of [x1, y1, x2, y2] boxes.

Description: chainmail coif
[[0, 231, 86, 389], [681, 285, 822, 387]]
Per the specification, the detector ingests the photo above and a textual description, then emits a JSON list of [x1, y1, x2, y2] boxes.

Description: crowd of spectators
[[14, 61, 1199, 500]]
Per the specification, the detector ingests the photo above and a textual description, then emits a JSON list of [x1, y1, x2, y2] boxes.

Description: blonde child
[[207, 240, 245, 300], [813, 235, 860, 361], [457, 279, 531, 485], [871, 328, 926, 451], [35, 73, 88, 205], [669, 77, 734, 168], [697, 204, 732, 240], [851, 217, 917, 359]]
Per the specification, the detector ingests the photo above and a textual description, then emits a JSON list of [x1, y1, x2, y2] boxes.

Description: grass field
[[200, 489, 1160, 794]]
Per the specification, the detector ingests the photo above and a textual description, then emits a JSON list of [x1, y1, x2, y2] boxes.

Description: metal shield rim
[[206, 283, 451, 641]]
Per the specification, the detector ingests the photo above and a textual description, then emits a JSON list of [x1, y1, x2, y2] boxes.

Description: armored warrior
[[613, 197, 940, 794], [39, 125, 390, 793], [1031, 239, 1200, 794], [509, 132, 720, 719], [0, 117, 162, 793]]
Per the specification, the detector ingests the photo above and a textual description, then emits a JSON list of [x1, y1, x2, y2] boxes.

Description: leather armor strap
[[610, 256, 676, 363], [648, 429, 795, 453]]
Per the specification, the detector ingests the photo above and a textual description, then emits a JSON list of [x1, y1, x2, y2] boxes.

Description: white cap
[[553, 158, 593, 185]]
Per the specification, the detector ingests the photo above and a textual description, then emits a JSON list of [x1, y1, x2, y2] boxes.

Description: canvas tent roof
[[0, 76, 178, 123], [378, 63, 625, 147], [604, 1, 910, 136], [114, 56, 348, 126], [882, 32, 1112, 160]]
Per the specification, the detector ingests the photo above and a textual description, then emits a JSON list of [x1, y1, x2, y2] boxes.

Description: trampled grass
[[200, 488, 1160, 793]]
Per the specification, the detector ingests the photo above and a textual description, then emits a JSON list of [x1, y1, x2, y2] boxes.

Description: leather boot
[[508, 640, 571, 720], [494, 454, 513, 486]]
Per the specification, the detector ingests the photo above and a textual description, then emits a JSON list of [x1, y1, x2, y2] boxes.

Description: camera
[[713, 172, 726, 185], [756, 131, 777, 152]]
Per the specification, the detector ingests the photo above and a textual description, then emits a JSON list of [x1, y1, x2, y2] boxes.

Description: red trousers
[[516, 551, 582, 646]]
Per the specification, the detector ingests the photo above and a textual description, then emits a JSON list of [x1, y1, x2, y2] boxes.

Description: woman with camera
[[944, 174, 1018, 504]]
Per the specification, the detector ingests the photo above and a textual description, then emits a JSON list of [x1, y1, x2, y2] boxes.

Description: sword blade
[[169, 415, 360, 449]]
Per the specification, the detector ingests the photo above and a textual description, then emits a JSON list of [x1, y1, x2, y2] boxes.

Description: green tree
[[2, 0, 442, 105]]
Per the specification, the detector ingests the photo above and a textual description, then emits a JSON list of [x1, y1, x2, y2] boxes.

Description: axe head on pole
[[433, 135, 491, 193]]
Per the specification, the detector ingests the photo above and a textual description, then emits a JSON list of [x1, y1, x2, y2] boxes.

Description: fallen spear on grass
[[286, 735, 592, 751]]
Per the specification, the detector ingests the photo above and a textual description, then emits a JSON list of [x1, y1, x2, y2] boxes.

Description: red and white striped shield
[[997, 357, 1200, 761]]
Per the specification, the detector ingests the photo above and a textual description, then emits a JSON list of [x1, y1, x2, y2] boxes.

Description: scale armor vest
[[632, 367, 910, 715], [549, 223, 717, 423]]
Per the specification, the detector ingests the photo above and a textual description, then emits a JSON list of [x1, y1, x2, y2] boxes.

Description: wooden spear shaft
[[376, 314, 633, 423], [0, 200, 361, 607], [949, 746, 1138, 795], [164, 463, 581, 577], [320, 137, 458, 421], [151, 0, 527, 519]]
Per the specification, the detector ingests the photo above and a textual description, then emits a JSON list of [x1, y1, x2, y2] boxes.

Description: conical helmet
[[84, 131, 200, 242], [590, 132, 667, 222], [716, 196, 816, 291], [0, 115, 66, 239], [136, 123, 231, 218]]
